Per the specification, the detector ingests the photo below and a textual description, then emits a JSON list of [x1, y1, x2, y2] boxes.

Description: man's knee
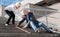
[[11, 14, 15, 18], [13, 14, 15, 17], [12, 13, 15, 16]]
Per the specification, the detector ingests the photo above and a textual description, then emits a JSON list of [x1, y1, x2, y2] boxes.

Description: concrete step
[[0, 17, 60, 37], [0, 33, 59, 37]]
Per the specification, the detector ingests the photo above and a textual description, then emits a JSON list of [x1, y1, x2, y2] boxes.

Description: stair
[[0, 17, 60, 37]]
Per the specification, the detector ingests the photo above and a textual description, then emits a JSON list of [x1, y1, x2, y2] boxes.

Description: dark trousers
[[5, 10, 15, 24], [19, 18, 26, 25]]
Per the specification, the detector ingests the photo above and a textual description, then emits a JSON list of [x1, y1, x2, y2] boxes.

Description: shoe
[[46, 31, 53, 33], [37, 30, 40, 33], [5, 24, 8, 26], [49, 31, 53, 33], [36, 30, 40, 33]]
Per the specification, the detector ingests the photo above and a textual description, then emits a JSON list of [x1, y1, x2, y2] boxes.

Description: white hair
[[16, 2, 21, 6]]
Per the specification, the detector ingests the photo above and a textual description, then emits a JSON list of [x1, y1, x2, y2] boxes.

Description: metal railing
[[25, 8, 59, 24]]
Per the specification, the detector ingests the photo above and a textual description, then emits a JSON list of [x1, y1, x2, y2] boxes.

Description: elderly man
[[5, 2, 21, 26], [25, 12, 53, 33]]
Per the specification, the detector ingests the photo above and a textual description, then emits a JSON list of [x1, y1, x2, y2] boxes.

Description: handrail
[[21, 8, 58, 12], [40, 21, 58, 26], [34, 14, 60, 19]]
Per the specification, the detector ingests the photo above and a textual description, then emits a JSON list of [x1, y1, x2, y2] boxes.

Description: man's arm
[[22, 21, 30, 29]]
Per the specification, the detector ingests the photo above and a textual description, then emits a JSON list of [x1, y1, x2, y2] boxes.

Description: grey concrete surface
[[0, 17, 60, 37]]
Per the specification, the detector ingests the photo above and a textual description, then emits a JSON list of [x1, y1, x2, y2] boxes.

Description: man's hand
[[22, 15, 26, 18]]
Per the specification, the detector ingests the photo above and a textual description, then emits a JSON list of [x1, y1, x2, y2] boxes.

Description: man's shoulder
[[6, 4, 15, 8]]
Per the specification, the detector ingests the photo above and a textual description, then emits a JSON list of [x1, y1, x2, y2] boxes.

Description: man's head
[[23, 10, 28, 15], [15, 2, 21, 9]]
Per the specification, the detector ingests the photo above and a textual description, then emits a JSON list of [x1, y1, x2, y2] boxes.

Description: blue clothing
[[26, 12, 51, 32]]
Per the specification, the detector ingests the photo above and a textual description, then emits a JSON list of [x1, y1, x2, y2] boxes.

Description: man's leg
[[11, 11, 15, 24], [19, 18, 26, 25], [5, 10, 12, 26], [39, 22, 52, 33], [17, 18, 26, 27], [6, 15, 12, 24], [29, 21, 38, 32]]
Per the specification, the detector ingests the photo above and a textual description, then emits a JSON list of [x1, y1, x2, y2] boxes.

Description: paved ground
[[0, 17, 60, 37]]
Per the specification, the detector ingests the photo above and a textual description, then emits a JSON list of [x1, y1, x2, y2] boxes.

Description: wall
[[0, 6, 2, 17]]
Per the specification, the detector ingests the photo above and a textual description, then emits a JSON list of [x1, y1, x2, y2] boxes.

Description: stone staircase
[[0, 17, 60, 37]]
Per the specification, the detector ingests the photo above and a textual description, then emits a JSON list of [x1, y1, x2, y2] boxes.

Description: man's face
[[17, 5, 20, 8], [15, 4, 21, 9], [23, 10, 28, 15]]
